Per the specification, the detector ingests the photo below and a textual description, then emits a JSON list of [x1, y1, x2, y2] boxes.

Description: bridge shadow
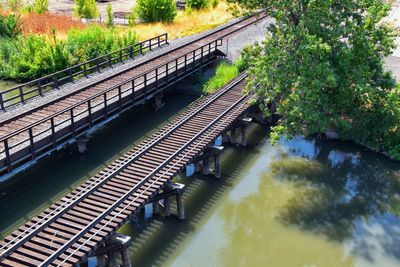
[[273, 139, 400, 263], [116, 124, 268, 266]]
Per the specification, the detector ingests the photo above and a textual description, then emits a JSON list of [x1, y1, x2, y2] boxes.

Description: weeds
[[203, 62, 239, 94], [0, 14, 22, 38]]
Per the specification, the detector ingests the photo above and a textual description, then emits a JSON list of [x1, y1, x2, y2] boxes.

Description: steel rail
[[51, 79, 251, 267], [0, 73, 248, 261]]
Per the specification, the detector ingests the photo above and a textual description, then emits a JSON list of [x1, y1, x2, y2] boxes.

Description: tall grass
[[132, 1, 233, 40], [203, 62, 239, 94]]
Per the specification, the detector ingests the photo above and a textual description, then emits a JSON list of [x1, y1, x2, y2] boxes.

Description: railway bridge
[[0, 73, 256, 266], [0, 11, 268, 266], [0, 12, 267, 177]]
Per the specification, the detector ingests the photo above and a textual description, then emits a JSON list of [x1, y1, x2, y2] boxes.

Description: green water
[[117, 125, 400, 267]]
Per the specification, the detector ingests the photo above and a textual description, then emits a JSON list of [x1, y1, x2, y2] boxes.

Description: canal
[[0, 77, 399, 266]]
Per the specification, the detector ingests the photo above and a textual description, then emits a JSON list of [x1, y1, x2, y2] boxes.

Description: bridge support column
[[106, 251, 118, 267], [120, 246, 132, 267], [240, 117, 252, 147], [164, 196, 172, 217], [153, 92, 165, 111], [202, 156, 210, 175], [176, 193, 185, 220], [96, 254, 106, 267], [214, 153, 221, 179], [230, 127, 236, 144], [77, 135, 89, 154], [153, 200, 161, 215]]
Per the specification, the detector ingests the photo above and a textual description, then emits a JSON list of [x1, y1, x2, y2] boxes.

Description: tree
[[73, 0, 98, 19], [230, 0, 400, 159], [135, 0, 176, 23]]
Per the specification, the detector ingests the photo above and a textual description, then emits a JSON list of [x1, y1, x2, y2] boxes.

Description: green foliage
[[127, 7, 137, 27], [210, 0, 219, 8], [203, 61, 239, 94], [186, 0, 209, 10], [0, 14, 22, 38], [66, 25, 137, 63], [135, 0, 176, 23], [7, 0, 23, 12], [73, 0, 98, 19], [229, 0, 400, 159], [33, 0, 48, 14], [0, 25, 137, 82], [235, 42, 261, 72], [105, 3, 114, 28]]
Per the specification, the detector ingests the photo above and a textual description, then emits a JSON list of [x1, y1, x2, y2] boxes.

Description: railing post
[[28, 128, 36, 159], [108, 54, 112, 68], [70, 109, 75, 137], [96, 58, 100, 73], [0, 93, 5, 111], [131, 80, 135, 104], [38, 80, 43, 96], [129, 46, 133, 58], [166, 63, 169, 82], [118, 85, 122, 110], [175, 58, 179, 78], [165, 33, 169, 44], [19, 87, 24, 103], [140, 42, 143, 54], [69, 68, 73, 82], [155, 68, 158, 88], [88, 100, 92, 127], [144, 74, 147, 100], [193, 50, 196, 67], [103, 93, 108, 117], [157, 35, 161, 48], [50, 117, 56, 148], [120, 50, 123, 63], [201, 46, 204, 64], [184, 54, 187, 73], [149, 39, 153, 51], [53, 75, 59, 89], [4, 139, 12, 172]]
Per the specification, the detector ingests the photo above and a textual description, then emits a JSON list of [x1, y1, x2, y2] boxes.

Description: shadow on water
[[117, 124, 268, 267], [273, 138, 400, 263]]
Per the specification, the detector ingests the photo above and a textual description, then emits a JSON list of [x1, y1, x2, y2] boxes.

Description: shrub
[[186, 0, 209, 9], [7, 0, 23, 12], [210, 0, 219, 8], [33, 0, 48, 14], [105, 3, 114, 28], [73, 0, 98, 19], [135, 0, 176, 23], [66, 25, 137, 63], [127, 6, 137, 26], [0, 14, 22, 38], [203, 61, 239, 94]]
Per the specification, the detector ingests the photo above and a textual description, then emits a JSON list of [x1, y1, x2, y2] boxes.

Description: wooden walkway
[[0, 73, 252, 266]]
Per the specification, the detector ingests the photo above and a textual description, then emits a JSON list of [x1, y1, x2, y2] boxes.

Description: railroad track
[[0, 72, 252, 266], [0, 11, 268, 174]]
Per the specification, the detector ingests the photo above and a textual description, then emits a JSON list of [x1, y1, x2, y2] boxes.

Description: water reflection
[[275, 138, 400, 265]]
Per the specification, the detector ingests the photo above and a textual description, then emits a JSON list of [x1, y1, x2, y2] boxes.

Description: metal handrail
[[0, 33, 168, 110]]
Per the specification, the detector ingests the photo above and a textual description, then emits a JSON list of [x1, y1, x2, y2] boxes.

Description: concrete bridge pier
[[164, 196, 172, 217], [153, 91, 165, 111], [212, 146, 224, 179], [77, 135, 90, 154], [202, 156, 210, 175], [239, 117, 253, 147]]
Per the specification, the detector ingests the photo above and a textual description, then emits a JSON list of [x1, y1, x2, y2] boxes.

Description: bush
[[0, 25, 137, 81], [0, 14, 22, 38], [7, 0, 23, 12], [186, 0, 209, 9], [105, 3, 114, 28], [210, 0, 219, 8], [66, 25, 137, 63], [136, 0, 176, 23], [33, 0, 48, 14], [203, 61, 239, 94], [127, 6, 137, 26], [73, 0, 98, 19]]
